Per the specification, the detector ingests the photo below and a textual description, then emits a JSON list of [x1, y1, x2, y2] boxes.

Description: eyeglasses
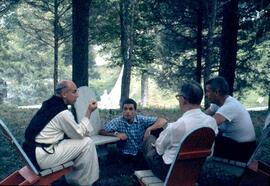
[[175, 94, 188, 101]]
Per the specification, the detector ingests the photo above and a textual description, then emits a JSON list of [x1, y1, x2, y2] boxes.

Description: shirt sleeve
[[141, 115, 158, 128], [155, 120, 187, 156], [209, 104, 219, 113], [216, 102, 236, 122], [57, 110, 92, 139], [104, 118, 119, 132], [155, 124, 171, 155]]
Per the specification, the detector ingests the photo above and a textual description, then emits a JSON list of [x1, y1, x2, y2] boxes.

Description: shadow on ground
[[94, 144, 142, 186]]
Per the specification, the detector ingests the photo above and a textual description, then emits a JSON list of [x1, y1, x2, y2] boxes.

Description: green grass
[[0, 104, 268, 185]]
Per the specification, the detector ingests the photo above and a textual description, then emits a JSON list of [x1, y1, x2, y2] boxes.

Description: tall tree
[[219, 0, 239, 95], [141, 71, 149, 106], [195, 0, 204, 84], [203, 0, 217, 83], [72, 0, 91, 87], [17, 0, 72, 89], [119, 0, 134, 105], [0, 0, 20, 15]]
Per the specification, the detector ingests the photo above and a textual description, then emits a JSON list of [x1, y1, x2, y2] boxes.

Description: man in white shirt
[[205, 76, 256, 162], [142, 81, 218, 181], [23, 80, 99, 186]]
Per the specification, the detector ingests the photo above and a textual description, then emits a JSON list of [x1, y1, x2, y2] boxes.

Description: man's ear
[[60, 91, 66, 98], [182, 97, 188, 105]]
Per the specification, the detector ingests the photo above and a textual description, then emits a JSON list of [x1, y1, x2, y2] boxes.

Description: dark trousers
[[120, 151, 149, 169], [142, 135, 170, 181], [214, 132, 256, 162]]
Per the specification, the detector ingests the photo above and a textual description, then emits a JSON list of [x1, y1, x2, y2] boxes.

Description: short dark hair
[[122, 98, 137, 110], [180, 80, 203, 105], [206, 76, 229, 96]]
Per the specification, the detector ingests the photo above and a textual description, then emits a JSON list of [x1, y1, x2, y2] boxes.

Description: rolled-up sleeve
[[155, 127, 171, 155]]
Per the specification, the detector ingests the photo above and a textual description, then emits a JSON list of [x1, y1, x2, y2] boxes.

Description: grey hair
[[180, 80, 203, 105], [55, 81, 69, 96]]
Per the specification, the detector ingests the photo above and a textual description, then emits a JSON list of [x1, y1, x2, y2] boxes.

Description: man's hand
[[85, 100, 97, 118], [88, 100, 97, 112], [116, 132, 128, 140], [143, 127, 152, 140]]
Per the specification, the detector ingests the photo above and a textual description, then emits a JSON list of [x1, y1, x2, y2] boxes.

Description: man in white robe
[[23, 80, 99, 186]]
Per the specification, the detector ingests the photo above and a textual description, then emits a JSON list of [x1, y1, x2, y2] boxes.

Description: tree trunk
[[203, 0, 217, 108], [268, 92, 270, 111], [141, 71, 149, 107], [204, 0, 217, 82], [120, 0, 134, 106], [219, 0, 239, 96], [195, 0, 203, 84], [72, 0, 91, 87], [53, 0, 59, 91]]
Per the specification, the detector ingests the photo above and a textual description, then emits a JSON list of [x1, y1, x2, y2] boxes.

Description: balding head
[[55, 80, 74, 96], [55, 80, 78, 105]]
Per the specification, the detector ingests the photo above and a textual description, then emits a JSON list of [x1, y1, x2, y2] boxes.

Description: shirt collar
[[182, 108, 202, 117], [122, 115, 138, 124]]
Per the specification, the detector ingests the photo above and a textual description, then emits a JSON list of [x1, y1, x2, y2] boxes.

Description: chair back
[[238, 124, 270, 186], [165, 127, 216, 186], [74, 86, 102, 135], [0, 119, 39, 175]]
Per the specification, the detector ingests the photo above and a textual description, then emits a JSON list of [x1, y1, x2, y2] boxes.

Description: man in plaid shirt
[[100, 98, 167, 164]]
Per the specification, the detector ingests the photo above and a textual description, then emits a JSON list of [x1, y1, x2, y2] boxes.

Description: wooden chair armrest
[[179, 150, 212, 159], [211, 156, 247, 168], [248, 160, 270, 176]]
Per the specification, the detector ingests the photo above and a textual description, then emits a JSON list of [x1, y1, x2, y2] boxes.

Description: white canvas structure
[[98, 66, 123, 109], [74, 86, 119, 145]]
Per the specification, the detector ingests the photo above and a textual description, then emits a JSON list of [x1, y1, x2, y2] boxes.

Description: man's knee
[[81, 137, 95, 149]]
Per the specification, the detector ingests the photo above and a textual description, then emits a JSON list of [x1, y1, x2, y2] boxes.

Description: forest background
[[0, 1, 270, 185], [0, 0, 269, 109]]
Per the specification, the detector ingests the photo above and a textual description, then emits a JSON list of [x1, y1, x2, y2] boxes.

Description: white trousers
[[36, 137, 99, 186]]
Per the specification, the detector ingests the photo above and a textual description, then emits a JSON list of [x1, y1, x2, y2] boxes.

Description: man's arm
[[99, 129, 128, 140], [205, 107, 215, 116], [144, 117, 167, 140], [213, 113, 226, 125], [85, 100, 97, 118]]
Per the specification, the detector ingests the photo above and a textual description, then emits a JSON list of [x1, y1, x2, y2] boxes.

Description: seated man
[[99, 98, 167, 164], [23, 80, 99, 186], [205, 76, 256, 162], [142, 81, 218, 181]]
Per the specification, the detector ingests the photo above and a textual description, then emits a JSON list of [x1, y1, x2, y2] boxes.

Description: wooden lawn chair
[[135, 127, 216, 186], [198, 124, 270, 186], [0, 119, 73, 186]]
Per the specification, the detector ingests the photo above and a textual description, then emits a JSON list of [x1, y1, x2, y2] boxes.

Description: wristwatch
[[113, 131, 119, 136]]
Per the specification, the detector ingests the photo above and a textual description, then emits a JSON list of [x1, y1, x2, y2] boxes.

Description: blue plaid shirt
[[104, 115, 157, 155]]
